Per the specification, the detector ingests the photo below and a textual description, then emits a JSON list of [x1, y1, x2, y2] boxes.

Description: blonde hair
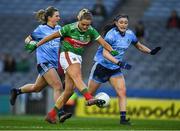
[[77, 8, 92, 21], [35, 6, 58, 24]]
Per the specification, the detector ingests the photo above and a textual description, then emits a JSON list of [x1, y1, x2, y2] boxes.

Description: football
[[95, 92, 110, 108]]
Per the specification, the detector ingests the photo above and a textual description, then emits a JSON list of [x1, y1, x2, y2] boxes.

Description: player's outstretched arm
[[36, 31, 61, 47], [134, 42, 161, 55]]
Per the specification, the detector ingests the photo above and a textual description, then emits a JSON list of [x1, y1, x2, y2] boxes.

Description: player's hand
[[110, 50, 119, 56], [25, 41, 37, 53], [150, 47, 161, 55], [117, 61, 132, 70]]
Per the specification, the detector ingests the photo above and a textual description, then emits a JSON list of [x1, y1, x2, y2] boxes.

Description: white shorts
[[60, 52, 82, 71]]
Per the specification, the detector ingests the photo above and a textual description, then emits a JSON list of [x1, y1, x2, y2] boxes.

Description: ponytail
[[35, 6, 58, 24], [77, 8, 92, 21], [103, 23, 116, 36], [35, 9, 46, 23]]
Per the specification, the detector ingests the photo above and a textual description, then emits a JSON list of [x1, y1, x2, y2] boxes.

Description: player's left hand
[[110, 50, 119, 56], [150, 47, 161, 55]]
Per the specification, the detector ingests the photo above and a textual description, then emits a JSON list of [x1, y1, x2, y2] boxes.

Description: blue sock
[[120, 111, 126, 121]]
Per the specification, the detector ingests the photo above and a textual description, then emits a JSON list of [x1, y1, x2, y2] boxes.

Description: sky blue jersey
[[94, 27, 138, 70], [31, 24, 61, 66]]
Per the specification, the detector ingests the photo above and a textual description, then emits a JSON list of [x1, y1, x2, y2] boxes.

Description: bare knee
[[52, 80, 63, 91], [32, 85, 42, 92]]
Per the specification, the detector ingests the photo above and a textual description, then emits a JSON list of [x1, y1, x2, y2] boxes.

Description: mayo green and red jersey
[[59, 22, 100, 55]]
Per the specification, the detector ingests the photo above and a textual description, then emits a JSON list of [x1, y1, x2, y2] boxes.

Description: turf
[[0, 115, 179, 130]]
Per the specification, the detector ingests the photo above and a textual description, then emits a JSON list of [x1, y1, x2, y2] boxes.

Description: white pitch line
[[0, 126, 43, 129]]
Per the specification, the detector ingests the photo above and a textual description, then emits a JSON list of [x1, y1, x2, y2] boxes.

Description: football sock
[[120, 111, 126, 121], [49, 106, 58, 118], [81, 88, 93, 100]]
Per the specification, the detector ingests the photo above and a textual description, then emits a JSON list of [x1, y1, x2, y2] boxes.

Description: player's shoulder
[[106, 27, 117, 36], [37, 24, 47, 29], [88, 25, 95, 30], [126, 29, 135, 35], [64, 22, 77, 30], [34, 24, 48, 32]]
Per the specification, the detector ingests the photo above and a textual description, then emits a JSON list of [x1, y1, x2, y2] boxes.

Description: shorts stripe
[[65, 52, 72, 65], [89, 62, 98, 80]]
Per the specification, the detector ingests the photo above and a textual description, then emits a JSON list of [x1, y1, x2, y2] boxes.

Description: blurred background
[[0, 0, 180, 119]]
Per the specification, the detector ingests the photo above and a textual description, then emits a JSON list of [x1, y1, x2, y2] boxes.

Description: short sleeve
[[90, 27, 100, 41], [131, 32, 138, 45], [31, 26, 43, 41]]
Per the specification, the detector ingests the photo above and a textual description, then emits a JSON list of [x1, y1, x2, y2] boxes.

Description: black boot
[[10, 88, 19, 105], [120, 118, 131, 125], [58, 111, 72, 123]]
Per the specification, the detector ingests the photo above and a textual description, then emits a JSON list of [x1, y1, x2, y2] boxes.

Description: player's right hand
[[25, 41, 37, 53], [117, 61, 132, 70]]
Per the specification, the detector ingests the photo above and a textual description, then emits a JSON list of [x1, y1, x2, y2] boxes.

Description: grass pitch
[[0, 115, 180, 130]]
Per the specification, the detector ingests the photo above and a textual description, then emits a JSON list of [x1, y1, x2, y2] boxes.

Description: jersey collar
[[45, 23, 55, 30], [115, 27, 126, 37]]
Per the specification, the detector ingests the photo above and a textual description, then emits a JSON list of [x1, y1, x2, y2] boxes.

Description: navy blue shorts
[[89, 63, 123, 83], [37, 62, 56, 76]]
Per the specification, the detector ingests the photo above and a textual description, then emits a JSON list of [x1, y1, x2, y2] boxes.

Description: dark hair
[[35, 6, 59, 24], [113, 14, 129, 22], [103, 14, 129, 36]]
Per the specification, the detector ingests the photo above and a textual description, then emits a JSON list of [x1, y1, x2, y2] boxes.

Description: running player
[[88, 14, 161, 125], [27, 8, 119, 123], [10, 6, 72, 123]]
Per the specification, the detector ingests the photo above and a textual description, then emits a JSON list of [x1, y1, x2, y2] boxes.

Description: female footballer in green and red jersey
[[26, 8, 118, 124]]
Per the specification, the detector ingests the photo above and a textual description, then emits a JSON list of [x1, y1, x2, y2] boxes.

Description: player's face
[[115, 17, 128, 33], [78, 19, 92, 32], [49, 11, 60, 26]]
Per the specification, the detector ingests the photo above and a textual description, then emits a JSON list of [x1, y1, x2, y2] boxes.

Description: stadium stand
[[124, 0, 180, 92], [143, 0, 180, 20]]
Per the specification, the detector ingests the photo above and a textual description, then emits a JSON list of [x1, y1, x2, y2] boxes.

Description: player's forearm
[[103, 49, 118, 64], [36, 35, 52, 47], [97, 37, 113, 52], [135, 42, 151, 54], [36, 31, 60, 47]]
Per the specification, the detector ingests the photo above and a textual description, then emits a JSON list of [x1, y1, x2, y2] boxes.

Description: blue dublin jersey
[[31, 24, 61, 66], [94, 27, 138, 70]]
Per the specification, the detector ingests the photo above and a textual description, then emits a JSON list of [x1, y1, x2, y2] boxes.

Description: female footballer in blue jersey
[[10, 6, 72, 123], [88, 14, 161, 125]]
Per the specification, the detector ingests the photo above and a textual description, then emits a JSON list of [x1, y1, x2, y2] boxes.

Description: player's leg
[[88, 63, 104, 95], [10, 75, 47, 105], [60, 52, 104, 106], [45, 73, 74, 124], [88, 79, 101, 95], [42, 68, 63, 102], [109, 75, 131, 125], [66, 63, 104, 106]]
